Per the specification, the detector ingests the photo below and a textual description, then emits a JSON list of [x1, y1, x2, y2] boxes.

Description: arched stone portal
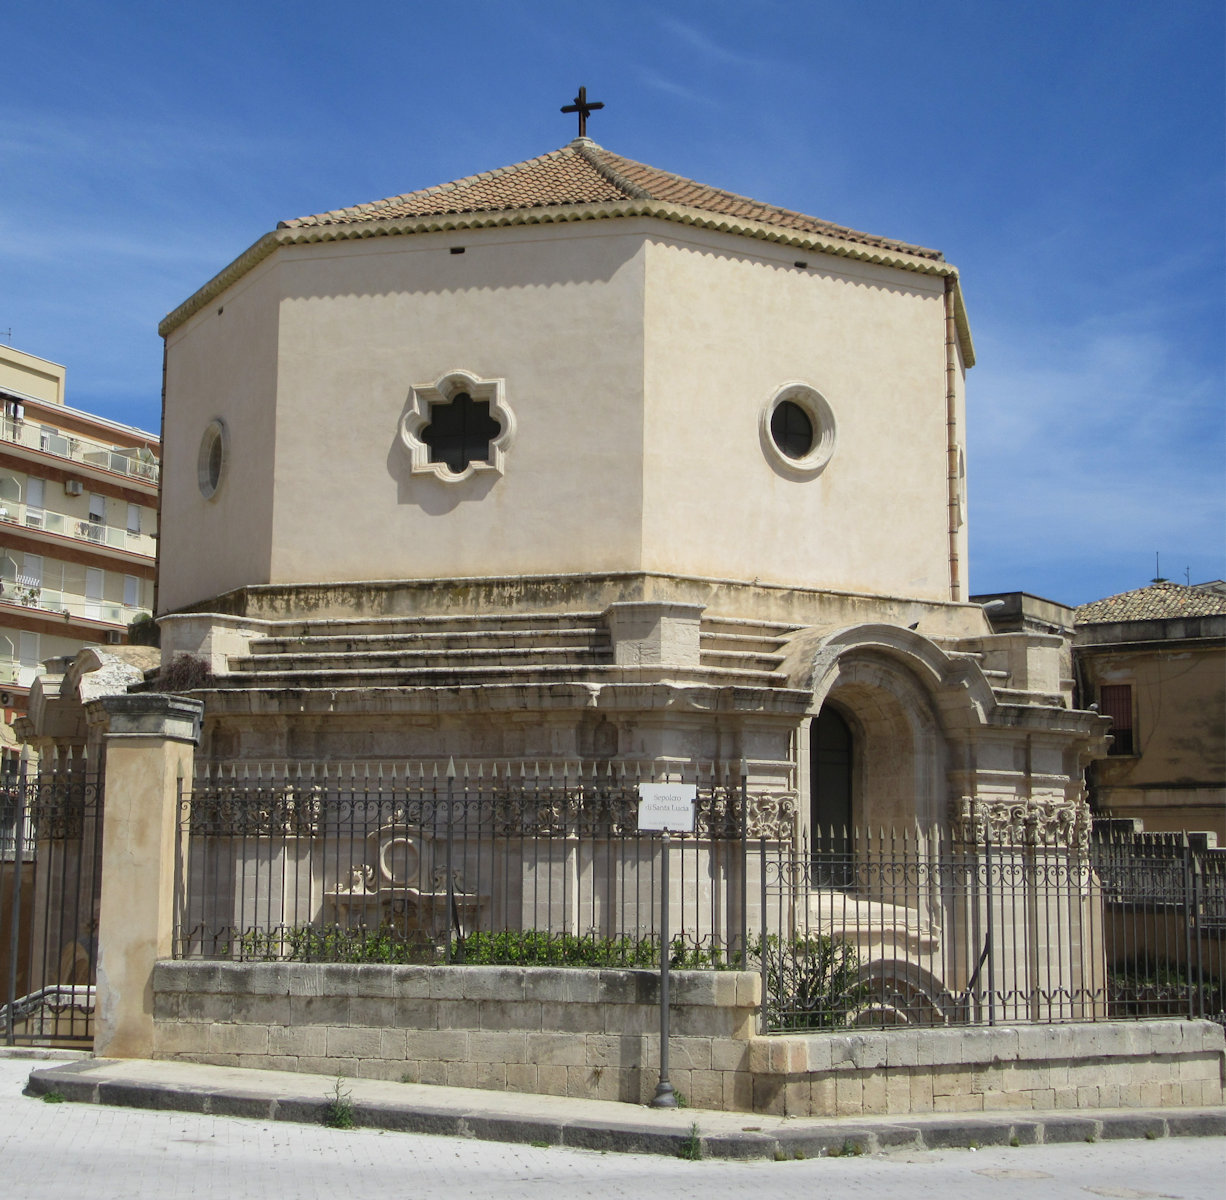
[[812, 654, 947, 834]]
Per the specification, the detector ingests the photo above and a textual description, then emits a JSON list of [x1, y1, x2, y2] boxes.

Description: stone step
[[250, 628, 611, 656], [211, 662, 788, 690], [260, 611, 606, 640], [700, 617, 800, 659], [230, 645, 613, 673], [699, 649, 787, 672]]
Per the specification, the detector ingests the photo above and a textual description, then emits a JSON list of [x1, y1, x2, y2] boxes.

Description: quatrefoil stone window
[[399, 369, 515, 483]]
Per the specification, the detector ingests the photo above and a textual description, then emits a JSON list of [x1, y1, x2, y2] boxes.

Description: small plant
[[41, 1090, 65, 1104], [967, 1138, 981, 1150], [679, 1121, 703, 1161], [151, 653, 214, 693], [828, 1137, 863, 1158], [529, 1139, 550, 1149], [1084, 1133, 1097, 1144], [1145, 1130, 1157, 1140], [674, 1090, 688, 1108], [323, 1077, 354, 1130], [761, 933, 869, 1031], [1009, 1134, 1020, 1147], [127, 612, 159, 647]]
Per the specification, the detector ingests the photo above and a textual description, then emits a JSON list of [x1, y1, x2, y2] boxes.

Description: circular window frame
[[759, 382, 836, 479], [197, 419, 228, 500]]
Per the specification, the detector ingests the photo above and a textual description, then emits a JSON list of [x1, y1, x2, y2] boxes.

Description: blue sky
[[2, 1, 1222, 606]]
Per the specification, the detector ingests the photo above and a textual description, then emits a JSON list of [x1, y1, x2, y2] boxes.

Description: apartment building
[[0, 345, 159, 758]]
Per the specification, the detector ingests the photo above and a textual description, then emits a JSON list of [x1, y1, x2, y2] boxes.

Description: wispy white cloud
[[635, 68, 718, 106], [654, 14, 772, 71], [968, 309, 1224, 601]]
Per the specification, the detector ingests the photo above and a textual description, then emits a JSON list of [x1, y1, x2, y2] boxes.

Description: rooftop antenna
[[1185, 566, 1191, 585], [1150, 551, 1167, 585], [0, 329, 11, 345]]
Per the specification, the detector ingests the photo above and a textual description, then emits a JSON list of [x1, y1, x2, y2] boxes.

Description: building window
[[89, 493, 106, 523], [770, 401, 813, 460], [1100, 684, 1135, 756], [421, 392, 501, 475], [25, 477, 45, 529], [197, 420, 227, 499], [126, 504, 141, 535], [760, 382, 836, 479], [400, 369, 516, 483], [123, 575, 140, 609]]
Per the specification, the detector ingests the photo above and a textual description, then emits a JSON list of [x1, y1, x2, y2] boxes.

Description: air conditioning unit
[[0, 691, 11, 707], [105, 630, 124, 645], [64, 479, 84, 496]]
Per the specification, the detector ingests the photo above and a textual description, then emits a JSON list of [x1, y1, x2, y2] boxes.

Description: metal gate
[[1, 760, 102, 1046]]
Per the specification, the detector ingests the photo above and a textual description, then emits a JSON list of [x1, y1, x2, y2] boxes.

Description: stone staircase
[[213, 611, 803, 691], [698, 616, 801, 686]]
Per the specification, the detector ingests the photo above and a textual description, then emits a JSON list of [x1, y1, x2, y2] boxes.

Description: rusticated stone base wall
[[150, 962, 1225, 1116]]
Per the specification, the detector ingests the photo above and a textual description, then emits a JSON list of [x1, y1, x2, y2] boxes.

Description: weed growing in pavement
[[679, 1122, 703, 1161], [323, 1077, 355, 1130], [41, 1091, 65, 1104]]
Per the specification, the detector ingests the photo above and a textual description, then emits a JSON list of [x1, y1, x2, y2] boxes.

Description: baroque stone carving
[[950, 795, 1091, 850]]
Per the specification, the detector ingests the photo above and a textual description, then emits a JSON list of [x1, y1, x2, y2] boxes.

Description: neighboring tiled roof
[[279, 139, 942, 262], [1075, 582, 1226, 624]]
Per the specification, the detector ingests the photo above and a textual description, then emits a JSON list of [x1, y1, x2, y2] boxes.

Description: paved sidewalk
[[16, 1051, 1226, 1161]]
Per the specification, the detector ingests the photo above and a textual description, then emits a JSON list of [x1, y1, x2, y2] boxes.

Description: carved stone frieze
[[950, 795, 1091, 850]]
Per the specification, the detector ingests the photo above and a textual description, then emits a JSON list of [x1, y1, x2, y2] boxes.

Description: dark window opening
[[771, 399, 814, 460], [811, 707, 854, 887], [421, 392, 501, 475], [1100, 684, 1134, 755]]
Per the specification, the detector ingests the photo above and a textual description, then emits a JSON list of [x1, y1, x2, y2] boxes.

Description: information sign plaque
[[637, 783, 696, 833]]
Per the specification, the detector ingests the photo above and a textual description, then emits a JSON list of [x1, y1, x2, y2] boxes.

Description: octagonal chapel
[[147, 136, 1105, 843]]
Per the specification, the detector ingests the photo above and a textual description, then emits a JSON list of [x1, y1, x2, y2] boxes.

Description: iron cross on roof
[[561, 86, 604, 138]]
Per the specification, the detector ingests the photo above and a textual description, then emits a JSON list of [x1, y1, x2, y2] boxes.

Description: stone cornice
[[158, 202, 975, 364]]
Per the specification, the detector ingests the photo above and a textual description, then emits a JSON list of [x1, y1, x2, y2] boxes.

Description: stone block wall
[[152, 962, 759, 1109], [751, 1021, 1225, 1117], [150, 961, 1225, 1116]]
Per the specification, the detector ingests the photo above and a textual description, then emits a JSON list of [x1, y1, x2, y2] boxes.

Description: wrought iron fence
[[171, 763, 1224, 1034], [759, 821, 1225, 1032], [174, 761, 793, 969], [1, 762, 101, 1046]]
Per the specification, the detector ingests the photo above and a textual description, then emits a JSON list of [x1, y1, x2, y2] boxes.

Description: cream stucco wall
[[0, 345, 66, 407], [640, 232, 959, 599], [265, 225, 647, 589], [160, 259, 282, 613], [159, 217, 967, 614]]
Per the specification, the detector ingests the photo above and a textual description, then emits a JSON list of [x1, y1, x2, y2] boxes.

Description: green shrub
[[761, 933, 867, 1030]]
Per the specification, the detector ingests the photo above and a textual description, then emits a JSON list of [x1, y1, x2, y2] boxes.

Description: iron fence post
[[4, 752, 28, 1046], [985, 832, 996, 1027], [739, 758, 748, 963], [650, 829, 676, 1108], [1181, 834, 1196, 1020], [445, 759, 456, 965], [759, 834, 768, 1034]]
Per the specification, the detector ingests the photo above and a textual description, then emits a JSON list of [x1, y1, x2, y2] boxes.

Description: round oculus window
[[770, 400, 814, 460], [760, 384, 836, 479], [197, 419, 227, 499]]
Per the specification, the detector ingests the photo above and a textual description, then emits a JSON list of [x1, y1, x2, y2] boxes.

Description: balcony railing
[[0, 417, 159, 485], [0, 583, 148, 628], [0, 501, 156, 558]]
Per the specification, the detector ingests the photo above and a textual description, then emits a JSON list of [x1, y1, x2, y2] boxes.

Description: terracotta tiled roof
[[1075, 582, 1226, 624], [279, 139, 942, 261]]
